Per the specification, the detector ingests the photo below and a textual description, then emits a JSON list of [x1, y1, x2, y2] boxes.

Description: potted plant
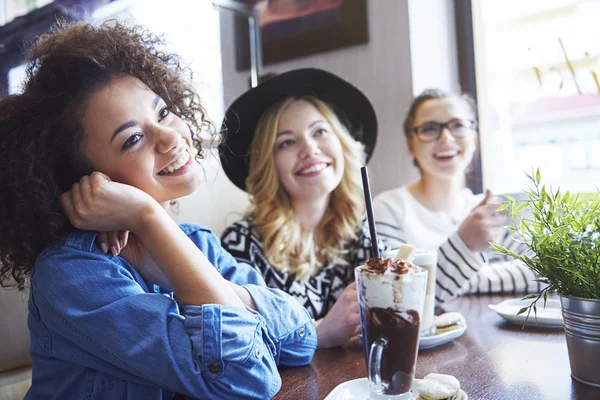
[[492, 169, 600, 388]]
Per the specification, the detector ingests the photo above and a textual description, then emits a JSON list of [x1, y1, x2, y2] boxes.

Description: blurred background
[[1, 0, 599, 235]]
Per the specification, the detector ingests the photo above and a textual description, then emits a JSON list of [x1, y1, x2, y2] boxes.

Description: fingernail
[[111, 246, 118, 257], [100, 243, 109, 254]]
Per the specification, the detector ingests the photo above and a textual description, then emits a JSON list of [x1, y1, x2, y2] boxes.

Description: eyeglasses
[[412, 118, 477, 143]]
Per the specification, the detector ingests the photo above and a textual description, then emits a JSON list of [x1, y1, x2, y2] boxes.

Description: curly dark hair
[[0, 20, 215, 290]]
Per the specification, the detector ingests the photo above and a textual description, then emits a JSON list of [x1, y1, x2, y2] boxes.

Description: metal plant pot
[[560, 294, 600, 388]]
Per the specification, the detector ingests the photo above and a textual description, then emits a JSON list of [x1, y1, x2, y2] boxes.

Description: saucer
[[488, 297, 563, 328], [324, 378, 469, 400], [324, 378, 420, 400], [419, 314, 467, 350]]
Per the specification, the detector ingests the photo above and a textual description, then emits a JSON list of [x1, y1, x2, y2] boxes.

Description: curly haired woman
[[219, 69, 384, 349], [0, 21, 316, 399]]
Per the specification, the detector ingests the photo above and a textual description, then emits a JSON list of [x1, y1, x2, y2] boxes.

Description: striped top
[[373, 186, 541, 303]]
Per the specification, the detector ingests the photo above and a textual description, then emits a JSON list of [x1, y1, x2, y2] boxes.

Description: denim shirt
[[25, 224, 317, 400]]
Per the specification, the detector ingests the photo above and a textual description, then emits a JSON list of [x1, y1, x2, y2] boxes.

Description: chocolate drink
[[360, 307, 420, 395], [356, 257, 427, 396]]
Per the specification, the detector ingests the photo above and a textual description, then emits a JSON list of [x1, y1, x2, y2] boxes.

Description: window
[[472, 0, 600, 193], [8, 63, 26, 94], [1, 0, 54, 25]]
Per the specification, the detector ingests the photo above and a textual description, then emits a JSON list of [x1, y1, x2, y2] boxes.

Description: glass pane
[[4, 0, 54, 25], [8, 64, 26, 94], [473, 0, 600, 193]]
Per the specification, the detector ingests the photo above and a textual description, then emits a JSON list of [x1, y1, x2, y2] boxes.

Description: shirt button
[[208, 361, 221, 373], [255, 347, 263, 359], [298, 327, 306, 337]]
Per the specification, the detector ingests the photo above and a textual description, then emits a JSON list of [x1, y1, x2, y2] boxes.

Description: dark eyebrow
[[276, 130, 292, 138], [110, 96, 162, 144], [110, 120, 137, 144], [276, 120, 326, 138]]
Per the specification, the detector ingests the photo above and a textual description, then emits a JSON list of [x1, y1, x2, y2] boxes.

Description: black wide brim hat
[[219, 68, 377, 191]]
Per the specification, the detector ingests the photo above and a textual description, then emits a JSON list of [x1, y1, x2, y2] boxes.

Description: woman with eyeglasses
[[373, 89, 540, 302]]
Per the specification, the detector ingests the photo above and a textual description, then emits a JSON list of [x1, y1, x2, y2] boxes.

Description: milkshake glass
[[355, 259, 427, 399]]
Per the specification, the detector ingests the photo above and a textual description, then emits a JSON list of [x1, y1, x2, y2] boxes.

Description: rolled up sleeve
[[194, 228, 317, 366], [182, 304, 281, 398], [435, 232, 487, 302], [243, 284, 317, 367]]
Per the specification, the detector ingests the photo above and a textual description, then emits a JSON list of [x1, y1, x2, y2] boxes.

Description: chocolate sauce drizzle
[[366, 257, 412, 275]]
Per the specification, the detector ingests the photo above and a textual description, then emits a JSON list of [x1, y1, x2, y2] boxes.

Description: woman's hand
[[315, 282, 361, 348], [96, 230, 129, 256], [60, 172, 156, 234], [118, 233, 173, 290], [457, 189, 506, 253], [93, 229, 173, 290]]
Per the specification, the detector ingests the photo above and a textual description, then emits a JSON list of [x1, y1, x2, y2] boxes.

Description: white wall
[[408, 0, 460, 94]]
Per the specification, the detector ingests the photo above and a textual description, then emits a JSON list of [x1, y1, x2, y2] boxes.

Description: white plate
[[419, 314, 467, 350], [488, 297, 563, 328], [324, 377, 420, 400], [324, 378, 468, 400]]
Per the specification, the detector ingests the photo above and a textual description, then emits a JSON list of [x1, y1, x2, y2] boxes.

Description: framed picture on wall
[[234, 0, 369, 71]]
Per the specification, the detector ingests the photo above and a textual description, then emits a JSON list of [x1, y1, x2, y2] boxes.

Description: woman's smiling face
[[273, 99, 345, 202], [80, 75, 203, 203], [408, 97, 477, 180]]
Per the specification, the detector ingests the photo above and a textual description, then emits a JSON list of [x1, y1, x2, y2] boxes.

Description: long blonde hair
[[245, 96, 366, 279]]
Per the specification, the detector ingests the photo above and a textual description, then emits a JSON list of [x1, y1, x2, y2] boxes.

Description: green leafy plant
[[492, 169, 600, 317]]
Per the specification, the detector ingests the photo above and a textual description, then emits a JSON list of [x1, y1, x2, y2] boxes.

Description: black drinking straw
[[361, 166, 380, 258]]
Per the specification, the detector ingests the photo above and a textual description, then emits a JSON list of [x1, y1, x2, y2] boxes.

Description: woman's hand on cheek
[[315, 281, 361, 348], [60, 171, 157, 234]]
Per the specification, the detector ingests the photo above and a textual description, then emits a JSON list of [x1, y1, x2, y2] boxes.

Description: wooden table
[[275, 294, 600, 400]]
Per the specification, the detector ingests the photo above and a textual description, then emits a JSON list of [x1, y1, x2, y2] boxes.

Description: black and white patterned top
[[221, 217, 384, 319]]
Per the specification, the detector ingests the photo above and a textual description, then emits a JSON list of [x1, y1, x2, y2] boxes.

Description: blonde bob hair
[[245, 96, 366, 279]]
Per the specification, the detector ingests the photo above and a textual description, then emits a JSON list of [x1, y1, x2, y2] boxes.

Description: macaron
[[434, 312, 463, 334], [417, 373, 467, 400]]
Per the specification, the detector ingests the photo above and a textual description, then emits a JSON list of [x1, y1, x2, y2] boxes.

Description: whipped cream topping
[[357, 257, 427, 315]]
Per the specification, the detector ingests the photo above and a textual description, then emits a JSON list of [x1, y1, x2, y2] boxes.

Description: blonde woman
[[220, 69, 383, 348]]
